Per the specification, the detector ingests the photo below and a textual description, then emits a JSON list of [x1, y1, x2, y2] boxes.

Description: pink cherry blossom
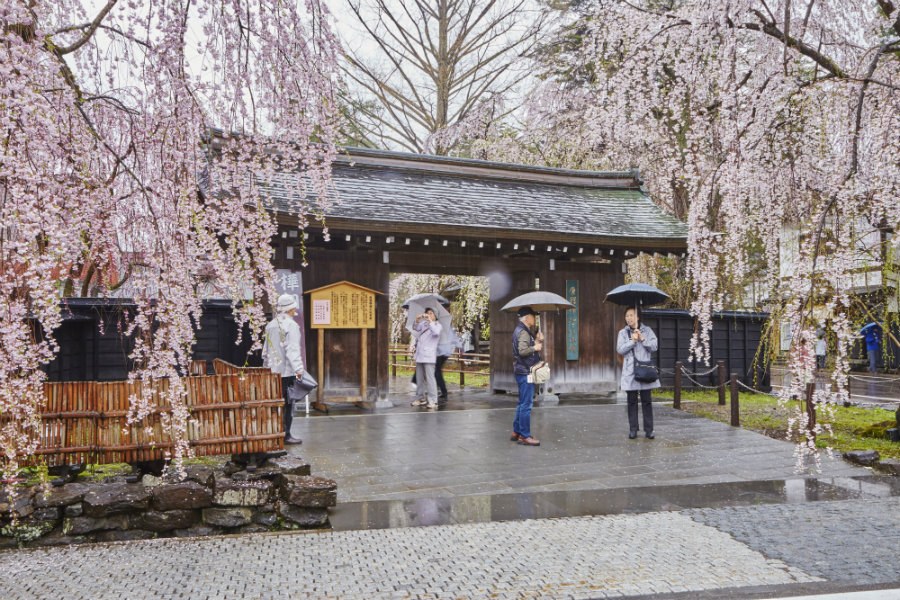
[[1, 0, 341, 486]]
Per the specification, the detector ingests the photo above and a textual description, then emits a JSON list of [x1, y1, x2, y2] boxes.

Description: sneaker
[[426, 402, 438, 409], [518, 437, 540, 446], [285, 437, 303, 445], [510, 432, 521, 442], [411, 398, 427, 406]]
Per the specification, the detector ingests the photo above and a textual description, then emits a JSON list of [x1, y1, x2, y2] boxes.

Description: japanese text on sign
[[312, 300, 331, 325], [566, 280, 578, 360], [308, 282, 377, 329]]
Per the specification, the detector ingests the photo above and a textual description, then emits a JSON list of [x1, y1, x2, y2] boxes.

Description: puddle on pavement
[[328, 475, 900, 531]]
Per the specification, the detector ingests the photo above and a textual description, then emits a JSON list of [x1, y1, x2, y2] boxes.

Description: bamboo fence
[[31, 363, 284, 467]]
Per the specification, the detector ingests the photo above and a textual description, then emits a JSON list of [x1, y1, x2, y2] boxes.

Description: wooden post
[[730, 373, 740, 427], [459, 367, 465, 388], [673, 361, 682, 410], [315, 329, 326, 412], [391, 349, 397, 377], [805, 382, 816, 440], [717, 361, 727, 405], [360, 328, 368, 401]]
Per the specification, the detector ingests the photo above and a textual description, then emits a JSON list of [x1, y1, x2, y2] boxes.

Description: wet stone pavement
[[1, 390, 898, 599]]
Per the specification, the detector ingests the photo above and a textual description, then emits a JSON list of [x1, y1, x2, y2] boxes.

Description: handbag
[[530, 361, 551, 384], [287, 371, 318, 402], [630, 349, 659, 383]]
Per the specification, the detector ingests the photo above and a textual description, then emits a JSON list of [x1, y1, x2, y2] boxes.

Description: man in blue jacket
[[865, 325, 882, 374], [511, 306, 543, 446]]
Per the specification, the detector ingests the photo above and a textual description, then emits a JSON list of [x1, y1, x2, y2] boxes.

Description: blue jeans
[[868, 349, 878, 373], [514, 373, 534, 439]]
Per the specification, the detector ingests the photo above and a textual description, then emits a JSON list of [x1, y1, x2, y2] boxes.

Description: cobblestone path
[[687, 498, 900, 585], [2, 497, 896, 600]]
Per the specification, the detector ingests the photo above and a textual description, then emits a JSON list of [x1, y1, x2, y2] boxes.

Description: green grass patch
[[656, 389, 900, 460], [76, 462, 133, 482]]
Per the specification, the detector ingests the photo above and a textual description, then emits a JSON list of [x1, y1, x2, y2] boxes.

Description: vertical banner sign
[[275, 269, 307, 365], [566, 280, 578, 360]]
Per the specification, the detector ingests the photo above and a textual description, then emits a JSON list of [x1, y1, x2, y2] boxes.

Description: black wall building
[[641, 309, 771, 391], [44, 299, 259, 382]]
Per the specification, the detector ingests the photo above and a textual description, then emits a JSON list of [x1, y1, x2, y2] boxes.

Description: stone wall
[[0, 455, 336, 549]]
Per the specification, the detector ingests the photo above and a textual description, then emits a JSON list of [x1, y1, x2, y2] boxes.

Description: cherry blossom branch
[[54, 0, 118, 55], [54, 22, 150, 49]]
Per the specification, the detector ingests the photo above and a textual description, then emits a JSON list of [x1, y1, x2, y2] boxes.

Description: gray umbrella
[[500, 291, 575, 312], [401, 293, 451, 309]]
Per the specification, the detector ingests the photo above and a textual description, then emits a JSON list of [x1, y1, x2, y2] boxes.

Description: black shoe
[[645, 432, 655, 439], [628, 431, 637, 439], [285, 437, 303, 445]]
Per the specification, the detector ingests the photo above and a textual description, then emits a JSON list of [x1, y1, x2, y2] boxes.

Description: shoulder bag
[[288, 371, 318, 402], [530, 361, 551, 384], [629, 348, 658, 383]]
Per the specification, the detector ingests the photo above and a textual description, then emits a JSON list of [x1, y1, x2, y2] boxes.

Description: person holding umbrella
[[410, 307, 443, 409], [862, 322, 882, 374], [500, 290, 574, 446], [511, 306, 543, 446], [605, 283, 667, 439], [617, 307, 659, 439]]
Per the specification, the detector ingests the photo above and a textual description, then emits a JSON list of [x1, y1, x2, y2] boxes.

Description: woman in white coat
[[616, 307, 659, 439], [262, 294, 305, 445]]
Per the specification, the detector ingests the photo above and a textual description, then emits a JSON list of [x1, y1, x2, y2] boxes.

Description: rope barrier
[[734, 378, 780, 398], [680, 372, 722, 390], [688, 365, 720, 376], [660, 365, 719, 377]]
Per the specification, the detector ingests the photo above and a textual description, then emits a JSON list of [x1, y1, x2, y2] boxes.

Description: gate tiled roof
[[260, 147, 688, 250]]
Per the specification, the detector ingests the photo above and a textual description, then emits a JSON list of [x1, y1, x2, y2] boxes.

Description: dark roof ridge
[[338, 146, 643, 190]]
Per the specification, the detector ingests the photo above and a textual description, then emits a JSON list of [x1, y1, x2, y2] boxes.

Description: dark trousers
[[435, 355, 448, 397], [627, 389, 653, 434], [281, 376, 295, 437]]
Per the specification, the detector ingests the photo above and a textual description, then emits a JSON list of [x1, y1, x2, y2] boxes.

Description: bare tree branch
[[741, 10, 847, 78], [850, 45, 886, 175], [341, 0, 550, 154]]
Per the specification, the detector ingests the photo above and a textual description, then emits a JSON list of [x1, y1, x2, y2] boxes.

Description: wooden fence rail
[[21, 360, 284, 467], [388, 347, 490, 387]]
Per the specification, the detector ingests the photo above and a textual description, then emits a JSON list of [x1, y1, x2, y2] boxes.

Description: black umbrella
[[604, 283, 669, 309]]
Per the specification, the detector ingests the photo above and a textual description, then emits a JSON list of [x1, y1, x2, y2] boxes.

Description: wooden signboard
[[308, 281, 376, 329], [305, 281, 381, 412]]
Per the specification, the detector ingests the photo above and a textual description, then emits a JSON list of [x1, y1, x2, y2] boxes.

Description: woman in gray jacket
[[616, 307, 659, 439]]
